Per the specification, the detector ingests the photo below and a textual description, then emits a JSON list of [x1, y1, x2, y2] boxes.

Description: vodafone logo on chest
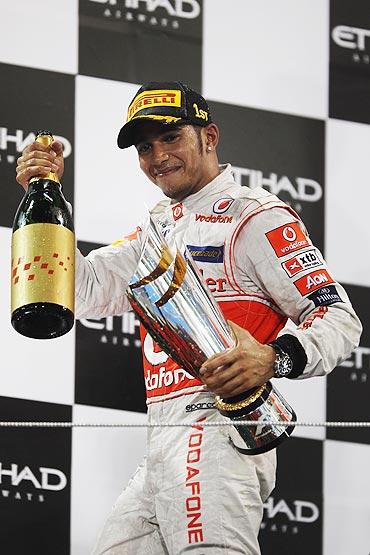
[[294, 269, 335, 296], [172, 203, 184, 221], [266, 222, 311, 258]]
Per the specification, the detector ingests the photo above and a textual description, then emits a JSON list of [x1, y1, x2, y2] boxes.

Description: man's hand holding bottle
[[16, 139, 64, 190]]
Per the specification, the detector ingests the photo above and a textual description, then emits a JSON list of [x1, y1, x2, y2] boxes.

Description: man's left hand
[[200, 321, 276, 398]]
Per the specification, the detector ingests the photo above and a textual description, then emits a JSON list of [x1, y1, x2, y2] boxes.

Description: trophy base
[[215, 381, 296, 455]]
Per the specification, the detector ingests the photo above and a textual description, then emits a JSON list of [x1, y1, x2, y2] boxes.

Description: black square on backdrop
[[79, 0, 203, 91], [327, 284, 370, 444], [0, 63, 75, 229], [0, 397, 71, 555], [329, 0, 370, 124], [75, 240, 146, 413], [259, 437, 323, 554], [209, 101, 326, 254]]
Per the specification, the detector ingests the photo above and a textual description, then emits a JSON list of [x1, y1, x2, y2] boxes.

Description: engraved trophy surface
[[127, 217, 296, 455]]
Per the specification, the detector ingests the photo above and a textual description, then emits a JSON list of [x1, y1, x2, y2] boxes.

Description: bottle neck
[[28, 177, 62, 192], [29, 168, 60, 187]]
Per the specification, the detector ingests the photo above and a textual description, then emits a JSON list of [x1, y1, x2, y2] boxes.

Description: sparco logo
[[261, 496, 320, 534], [0, 128, 72, 164], [0, 463, 67, 503], [185, 401, 215, 412], [80, 313, 141, 347], [88, 0, 200, 28], [232, 165, 322, 212]]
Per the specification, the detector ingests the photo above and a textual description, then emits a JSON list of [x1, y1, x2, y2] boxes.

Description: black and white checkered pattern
[[0, 1, 369, 553]]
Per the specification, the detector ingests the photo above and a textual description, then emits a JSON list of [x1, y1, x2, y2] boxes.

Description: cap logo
[[193, 103, 208, 121], [127, 89, 182, 122]]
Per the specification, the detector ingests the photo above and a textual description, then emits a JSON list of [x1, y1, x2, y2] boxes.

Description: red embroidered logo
[[294, 269, 334, 296], [266, 222, 310, 258], [172, 203, 184, 221]]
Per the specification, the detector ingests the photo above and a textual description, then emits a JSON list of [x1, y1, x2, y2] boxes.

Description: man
[[16, 81, 361, 554]]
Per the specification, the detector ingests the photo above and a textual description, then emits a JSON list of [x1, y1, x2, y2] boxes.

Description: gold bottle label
[[11, 223, 75, 313]]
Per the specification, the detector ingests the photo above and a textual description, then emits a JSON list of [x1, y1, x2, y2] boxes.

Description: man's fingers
[[16, 165, 52, 189], [51, 140, 63, 155], [200, 349, 238, 373]]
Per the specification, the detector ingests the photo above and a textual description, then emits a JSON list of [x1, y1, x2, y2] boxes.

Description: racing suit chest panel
[[141, 189, 287, 405]]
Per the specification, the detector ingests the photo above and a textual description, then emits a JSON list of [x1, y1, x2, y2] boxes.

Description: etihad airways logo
[[232, 165, 322, 212], [87, 0, 201, 28], [261, 496, 320, 535], [0, 462, 68, 504], [332, 25, 370, 65], [0, 128, 72, 165]]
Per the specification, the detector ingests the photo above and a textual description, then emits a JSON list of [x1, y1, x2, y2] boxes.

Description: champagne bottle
[[11, 131, 75, 339]]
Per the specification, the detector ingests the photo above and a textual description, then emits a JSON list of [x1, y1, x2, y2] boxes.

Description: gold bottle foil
[[29, 132, 61, 186], [11, 223, 75, 312]]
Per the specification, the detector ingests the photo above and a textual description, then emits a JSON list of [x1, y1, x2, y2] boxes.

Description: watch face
[[275, 352, 293, 377]]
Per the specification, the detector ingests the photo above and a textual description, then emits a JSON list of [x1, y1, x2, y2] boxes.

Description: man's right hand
[[16, 140, 64, 191]]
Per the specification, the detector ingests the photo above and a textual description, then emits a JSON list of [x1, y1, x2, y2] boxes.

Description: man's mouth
[[154, 166, 181, 178]]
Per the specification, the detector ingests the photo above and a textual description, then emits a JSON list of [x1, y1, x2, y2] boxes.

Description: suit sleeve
[[233, 207, 362, 379], [75, 230, 142, 319]]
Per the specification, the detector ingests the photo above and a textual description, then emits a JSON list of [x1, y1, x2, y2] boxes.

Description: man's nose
[[151, 143, 169, 164]]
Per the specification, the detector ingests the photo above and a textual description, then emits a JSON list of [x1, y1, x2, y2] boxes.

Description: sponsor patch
[[266, 222, 310, 258], [213, 197, 234, 214], [127, 89, 181, 121], [172, 203, 184, 221], [195, 214, 233, 224], [308, 285, 343, 307], [185, 402, 215, 412], [294, 269, 335, 296], [187, 245, 224, 263], [282, 249, 322, 277]]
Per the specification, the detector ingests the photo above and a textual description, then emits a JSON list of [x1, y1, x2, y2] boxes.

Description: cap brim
[[117, 115, 184, 149]]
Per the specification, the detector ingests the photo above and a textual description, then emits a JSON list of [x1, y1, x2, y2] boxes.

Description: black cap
[[117, 81, 212, 149]]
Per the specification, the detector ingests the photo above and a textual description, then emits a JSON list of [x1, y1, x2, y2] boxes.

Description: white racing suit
[[76, 165, 361, 554]]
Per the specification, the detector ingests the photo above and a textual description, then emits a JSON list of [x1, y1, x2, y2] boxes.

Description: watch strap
[[269, 334, 307, 379]]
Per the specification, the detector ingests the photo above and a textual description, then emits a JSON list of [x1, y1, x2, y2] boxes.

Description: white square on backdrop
[[75, 75, 165, 244], [0, 0, 78, 75], [326, 118, 370, 287], [70, 404, 147, 555], [203, 0, 329, 120], [324, 440, 370, 555]]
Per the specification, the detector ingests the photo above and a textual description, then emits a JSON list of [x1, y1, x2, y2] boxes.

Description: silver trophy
[[126, 217, 296, 455]]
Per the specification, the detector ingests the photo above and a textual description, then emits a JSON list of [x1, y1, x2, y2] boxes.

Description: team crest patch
[[213, 197, 234, 214]]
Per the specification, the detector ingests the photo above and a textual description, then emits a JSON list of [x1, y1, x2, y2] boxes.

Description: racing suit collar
[[171, 164, 236, 210]]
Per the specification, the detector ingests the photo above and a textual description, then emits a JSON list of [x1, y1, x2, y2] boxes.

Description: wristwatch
[[268, 343, 293, 378]]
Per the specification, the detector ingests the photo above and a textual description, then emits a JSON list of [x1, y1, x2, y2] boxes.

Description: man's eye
[[137, 143, 150, 154], [164, 134, 178, 142]]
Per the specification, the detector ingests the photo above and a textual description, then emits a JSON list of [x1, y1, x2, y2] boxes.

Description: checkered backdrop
[[0, 1, 369, 553]]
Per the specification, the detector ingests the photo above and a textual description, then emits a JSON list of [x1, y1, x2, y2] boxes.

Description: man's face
[[134, 122, 216, 202]]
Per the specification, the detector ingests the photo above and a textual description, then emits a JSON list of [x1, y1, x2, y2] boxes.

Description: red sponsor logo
[[195, 214, 233, 224], [213, 197, 234, 214], [172, 203, 184, 221], [185, 418, 205, 544], [294, 269, 334, 296], [282, 256, 304, 276], [299, 306, 328, 330], [266, 222, 310, 258]]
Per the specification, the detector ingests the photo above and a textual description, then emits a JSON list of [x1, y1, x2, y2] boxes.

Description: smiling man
[[16, 81, 361, 554]]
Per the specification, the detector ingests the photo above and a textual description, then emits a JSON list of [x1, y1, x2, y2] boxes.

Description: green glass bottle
[[11, 131, 75, 339]]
